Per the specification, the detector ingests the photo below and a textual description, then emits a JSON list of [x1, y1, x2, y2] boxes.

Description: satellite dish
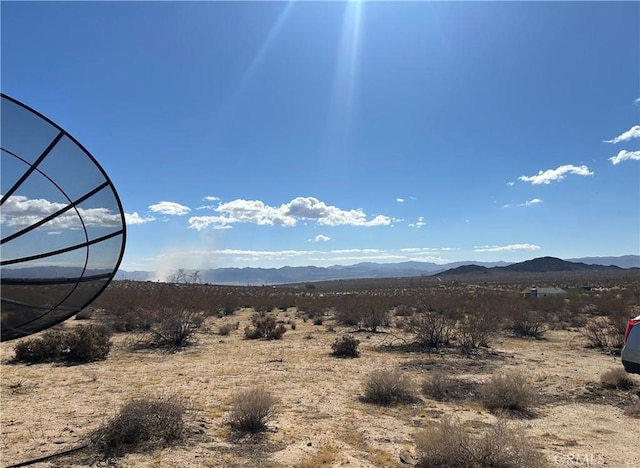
[[1, 94, 126, 341]]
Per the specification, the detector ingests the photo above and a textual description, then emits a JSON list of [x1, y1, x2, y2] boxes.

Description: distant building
[[522, 286, 567, 298]]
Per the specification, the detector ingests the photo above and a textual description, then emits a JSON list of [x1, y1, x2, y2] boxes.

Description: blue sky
[[2, 1, 639, 275]]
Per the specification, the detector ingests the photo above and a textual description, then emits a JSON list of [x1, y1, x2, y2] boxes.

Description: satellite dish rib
[[1, 93, 127, 341]]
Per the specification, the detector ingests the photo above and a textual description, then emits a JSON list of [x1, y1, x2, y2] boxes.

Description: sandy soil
[[1, 308, 639, 468]]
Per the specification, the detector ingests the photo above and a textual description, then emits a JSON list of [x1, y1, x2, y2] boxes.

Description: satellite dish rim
[[0, 93, 128, 341]]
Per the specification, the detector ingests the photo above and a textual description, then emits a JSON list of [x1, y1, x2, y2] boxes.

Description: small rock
[[399, 449, 415, 464], [307, 441, 312, 446]]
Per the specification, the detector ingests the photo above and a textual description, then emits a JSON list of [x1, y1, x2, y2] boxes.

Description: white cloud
[[518, 164, 593, 185], [149, 201, 191, 216], [310, 234, 331, 242], [502, 198, 543, 208], [203, 196, 220, 201], [609, 150, 640, 165], [396, 198, 405, 203], [634, 97, 640, 106], [408, 216, 426, 228], [604, 125, 640, 144], [125, 212, 155, 225], [473, 243, 541, 252], [1, 195, 122, 229], [506, 181, 515, 187], [188, 196, 392, 230], [188, 216, 234, 230]]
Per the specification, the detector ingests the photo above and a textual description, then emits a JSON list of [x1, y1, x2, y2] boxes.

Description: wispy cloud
[[149, 201, 191, 216], [502, 198, 543, 208], [506, 181, 515, 187], [609, 149, 640, 165], [518, 165, 593, 185], [396, 198, 405, 203], [604, 125, 640, 144], [408, 216, 426, 228], [203, 196, 220, 201], [473, 243, 541, 252], [188, 196, 392, 230], [310, 234, 331, 242], [125, 212, 155, 225], [634, 97, 640, 106]]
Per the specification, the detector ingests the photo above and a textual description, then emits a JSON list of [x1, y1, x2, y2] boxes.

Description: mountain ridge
[[112, 255, 640, 285]]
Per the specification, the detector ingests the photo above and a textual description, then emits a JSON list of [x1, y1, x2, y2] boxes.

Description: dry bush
[[361, 369, 417, 406], [511, 310, 546, 339], [244, 312, 287, 340], [147, 309, 205, 350], [228, 387, 278, 434], [479, 372, 538, 416], [90, 395, 185, 458], [600, 368, 636, 390], [217, 322, 238, 336], [458, 311, 499, 352], [331, 335, 360, 358], [402, 311, 455, 349], [624, 404, 640, 418], [13, 325, 112, 364], [414, 417, 547, 468], [421, 372, 477, 402], [581, 317, 624, 349]]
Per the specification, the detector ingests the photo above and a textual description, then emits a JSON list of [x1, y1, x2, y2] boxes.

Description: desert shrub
[[414, 417, 546, 468], [218, 323, 236, 336], [331, 335, 360, 358], [221, 294, 240, 316], [74, 308, 94, 320], [362, 369, 416, 406], [394, 304, 414, 317], [13, 325, 111, 364], [244, 312, 286, 340], [63, 325, 113, 363], [624, 404, 640, 418], [228, 387, 278, 434], [600, 368, 636, 390], [581, 317, 624, 349], [511, 310, 546, 339], [360, 299, 390, 332], [147, 309, 204, 350], [334, 295, 363, 326], [479, 372, 537, 416], [458, 311, 498, 352], [90, 395, 185, 458], [421, 372, 477, 402], [402, 311, 455, 349]]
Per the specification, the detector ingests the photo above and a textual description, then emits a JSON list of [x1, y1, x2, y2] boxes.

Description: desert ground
[[1, 278, 639, 467]]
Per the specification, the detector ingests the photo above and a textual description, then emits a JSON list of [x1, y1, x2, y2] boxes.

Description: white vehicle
[[621, 315, 640, 374]]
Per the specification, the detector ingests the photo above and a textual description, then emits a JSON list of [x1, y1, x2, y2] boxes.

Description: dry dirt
[[1, 309, 639, 468]]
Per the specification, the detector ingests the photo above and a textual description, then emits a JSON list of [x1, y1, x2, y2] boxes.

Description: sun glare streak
[[325, 0, 365, 155], [204, 2, 295, 136]]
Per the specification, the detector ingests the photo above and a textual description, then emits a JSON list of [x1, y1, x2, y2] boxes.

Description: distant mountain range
[[113, 255, 640, 285]]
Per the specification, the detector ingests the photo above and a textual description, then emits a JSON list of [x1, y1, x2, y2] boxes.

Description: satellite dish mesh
[[1, 94, 126, 341]]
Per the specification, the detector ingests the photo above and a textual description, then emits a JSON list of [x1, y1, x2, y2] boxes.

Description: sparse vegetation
[[421, 372, 477, 402], [90, 395, 185, 458], [414, 417, 547, 468], [13, 325, 112, 364], [331, 334, 360, 358], [244, 312, 287, 340], [361, 369, 417, 406], [479, 372, 538, 416], [228, 387, 278, 434], [600, 368, 636, 390], [146, 309, 205, 350]]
